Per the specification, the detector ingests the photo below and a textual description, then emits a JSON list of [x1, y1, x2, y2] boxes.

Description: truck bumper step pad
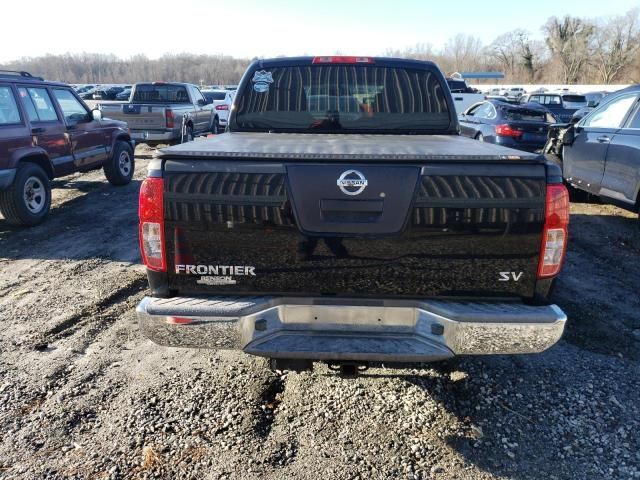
[[136, 296, 566, 362]]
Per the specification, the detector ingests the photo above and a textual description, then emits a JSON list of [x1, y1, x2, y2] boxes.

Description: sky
[[1, 0, 638, 62]]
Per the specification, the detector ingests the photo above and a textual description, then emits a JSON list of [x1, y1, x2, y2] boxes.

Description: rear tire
[[567, 184, 588, 203], [104, 140, 135, 186], [212, 117, 220, 135], [476, 133, 484, 142], [182, 124, 194, 143], [0, 162, 51, 226]]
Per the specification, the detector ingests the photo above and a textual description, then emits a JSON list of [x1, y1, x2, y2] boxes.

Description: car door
[[458, 103, 483, 137], [599, 98, 640, 205], [17, 86, 73, 176], [189, 86, 209, 132], [563, 92, 639, 195], [51, 88, 108, 170], [467, 103, 494, 140], [0, 85, 30, 166]]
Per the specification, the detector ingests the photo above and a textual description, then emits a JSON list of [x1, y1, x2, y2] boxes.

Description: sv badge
[[499, 271, 523, 282]]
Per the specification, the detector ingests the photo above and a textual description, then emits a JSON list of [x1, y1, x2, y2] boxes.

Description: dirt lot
[[0, 153, 638, 480]]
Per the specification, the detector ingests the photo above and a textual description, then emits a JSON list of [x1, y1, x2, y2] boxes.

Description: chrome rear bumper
[[136, 297, 566, 362]]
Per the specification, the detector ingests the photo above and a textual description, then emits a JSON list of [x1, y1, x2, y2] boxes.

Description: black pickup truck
[[136, 56, 569, 373]]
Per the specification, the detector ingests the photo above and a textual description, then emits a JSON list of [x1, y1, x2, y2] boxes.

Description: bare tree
[[0, 53, 251, 85], [442, 34, 485, 73], [543, 16, 594, 84], [489, 31, 523, 78], [592, 8, 640, 83], [385, 43, 435, 61]]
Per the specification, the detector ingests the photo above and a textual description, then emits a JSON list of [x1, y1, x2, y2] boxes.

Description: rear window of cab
[[234, 64, 451, 133]]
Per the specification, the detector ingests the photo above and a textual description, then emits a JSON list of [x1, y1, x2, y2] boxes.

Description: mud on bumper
[[136, 297, 566, 362]]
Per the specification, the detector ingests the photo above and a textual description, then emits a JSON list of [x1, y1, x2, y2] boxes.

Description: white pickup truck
[[446, 78, 485, 116], [99, 82, 216, 145]]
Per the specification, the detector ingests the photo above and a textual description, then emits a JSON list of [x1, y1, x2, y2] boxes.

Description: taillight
[[139, 177, 166, 272], [538, 184, 569, 278], [215, 104, 229, 111], [165, 109, 174, 128], [312, 56, 374, 64], [495, 124, 523, 138]]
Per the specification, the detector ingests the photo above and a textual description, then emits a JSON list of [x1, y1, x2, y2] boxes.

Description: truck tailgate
[[101, 104, 169, 130], [159, 134, 547, 300]]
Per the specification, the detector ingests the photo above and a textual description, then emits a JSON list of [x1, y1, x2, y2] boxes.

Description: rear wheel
[[212, 117, 220, 135], [104, 140, 135, 186], [0, 162, 51, 226], [567, 184, 589, 203], [182, 124, 194, 143]]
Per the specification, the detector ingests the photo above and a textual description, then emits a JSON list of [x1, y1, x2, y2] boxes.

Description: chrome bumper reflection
[[136, 296, 566, 362]]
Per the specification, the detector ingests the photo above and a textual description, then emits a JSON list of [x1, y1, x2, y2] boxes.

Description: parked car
[[79, 87, 99, 99], [525, 93, 587, 122], [201, 89, 234, 133], [135, 56, 568, 374], [506, 87, 525, 99], [546, 85, 640, 218], [115, 88, 131, 100], [0, 70, 134, 226], [459, 99, 556, 152], [98, 82, 216, 145], [484, 95, 520, 105], [75, 84, 96, 95], [92, 86, 125, 100]]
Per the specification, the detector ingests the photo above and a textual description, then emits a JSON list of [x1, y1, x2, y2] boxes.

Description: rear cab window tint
[[132, 84, 190, 103], [18, 87, 59, 122], [235, 64, 450, 133], [0, 86, 21, 125]]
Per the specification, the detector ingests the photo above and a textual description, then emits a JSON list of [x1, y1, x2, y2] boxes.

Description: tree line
[[388, 8, 640, 84], [2, 9, 639, 86]]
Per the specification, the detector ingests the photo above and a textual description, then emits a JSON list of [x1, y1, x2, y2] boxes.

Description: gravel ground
[[0, 151, 638, 479]]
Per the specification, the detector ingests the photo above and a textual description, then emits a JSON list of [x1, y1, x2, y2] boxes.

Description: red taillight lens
[[538, 184, 570, 278], [139, 177, 166, 272], [312, 56, 374, 64], [215, 104, 229, 111], [495, 124, 523, 138], [165, 109, 174, 128]]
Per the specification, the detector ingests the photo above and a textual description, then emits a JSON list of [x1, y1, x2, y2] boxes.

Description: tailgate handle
[[320, 199, 383, 223], [320, 199, 383, 213]]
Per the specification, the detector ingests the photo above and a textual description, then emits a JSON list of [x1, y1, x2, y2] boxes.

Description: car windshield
[[562, 95, 587, 108], [500, 107, 547, 122], [234, 64, 450, 133], [132, 84, 190, 103]]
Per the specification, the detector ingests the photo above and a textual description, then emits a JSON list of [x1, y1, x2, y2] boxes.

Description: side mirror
[[197, 99, 206, 106], [587, 100, 597, 107], [91, 109, 102, 121], [562, 125, 575, 146]]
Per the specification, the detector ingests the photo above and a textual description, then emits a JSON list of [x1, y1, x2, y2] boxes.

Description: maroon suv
[[0, 70, 135, 226]]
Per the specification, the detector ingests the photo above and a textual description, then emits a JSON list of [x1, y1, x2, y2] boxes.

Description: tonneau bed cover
[[156, 132, 542, 162]]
